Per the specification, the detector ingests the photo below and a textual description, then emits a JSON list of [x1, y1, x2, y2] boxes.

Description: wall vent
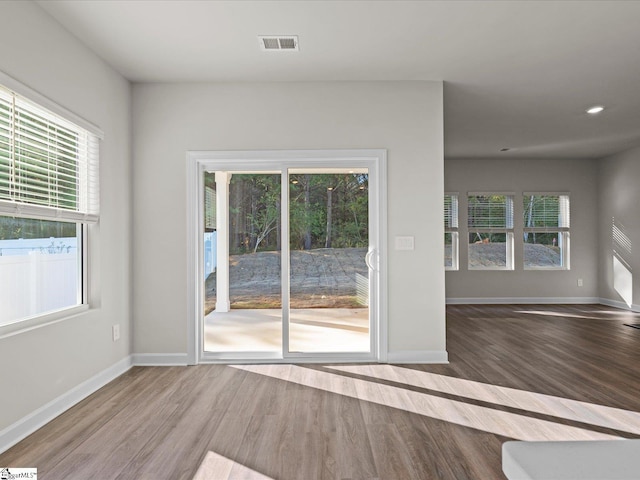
[[258, 36, 299, 51]]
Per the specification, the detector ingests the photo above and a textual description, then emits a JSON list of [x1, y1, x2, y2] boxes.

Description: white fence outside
[[204, 232, 217, 279], [0, 232, 217, 325], [0, 238, 78, 325], [0, 237, 77, 256]]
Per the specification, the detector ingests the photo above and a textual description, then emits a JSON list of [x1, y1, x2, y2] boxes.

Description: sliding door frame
[[186, 149, 388, 364]]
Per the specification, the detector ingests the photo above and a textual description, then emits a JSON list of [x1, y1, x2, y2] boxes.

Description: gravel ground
[[206, 243, 560, 313], [467, 242, 560, 268], [205, 247, 368, 313]]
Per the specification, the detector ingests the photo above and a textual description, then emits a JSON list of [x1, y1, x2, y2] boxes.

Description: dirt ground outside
[[206, 243, 560, 314], [464, 242, 561, 268], [205, 247, 368, 314]]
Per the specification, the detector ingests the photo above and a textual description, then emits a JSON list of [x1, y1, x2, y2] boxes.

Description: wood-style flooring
[[2, 304, 640, 479]]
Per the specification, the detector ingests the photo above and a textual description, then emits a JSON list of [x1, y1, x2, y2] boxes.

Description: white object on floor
[[503, 440, 640, 480]]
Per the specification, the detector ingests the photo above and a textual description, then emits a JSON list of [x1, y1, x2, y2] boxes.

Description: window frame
[[522, 192, 570, 270], [444, 192, 459, 271], [0, 71, 101, 337], [467, 192, 514, 271]]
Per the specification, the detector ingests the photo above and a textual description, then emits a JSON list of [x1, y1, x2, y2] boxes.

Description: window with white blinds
[[523, 194, 569, 231], [444, 194, 459, 229], [0, 86, 99, 223], [523, 193, 570, 269], [444, 193, 459, 270], [467, 193, 514, 270], [0, 78, 101, 330], [468, 194, 514, 231]]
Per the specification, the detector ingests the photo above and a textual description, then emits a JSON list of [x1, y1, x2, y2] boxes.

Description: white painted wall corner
[[0, 355, 133, 454], [598, 297, 640, 313]]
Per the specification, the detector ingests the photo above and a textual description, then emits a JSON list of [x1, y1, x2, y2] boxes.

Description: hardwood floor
[[2, 304, 640, 479]]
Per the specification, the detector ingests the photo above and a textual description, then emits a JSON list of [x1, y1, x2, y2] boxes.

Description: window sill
[[0, 304, 89, 339], [468, 267, 515, 271], [524, 267, 570, 271]]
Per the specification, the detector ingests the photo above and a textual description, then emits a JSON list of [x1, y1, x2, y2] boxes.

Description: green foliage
[[0, 216, 76, 240], [468, 232, 507, 244], [228, 174, 281, 254], [224, 172, 368, 254], [523, 232, 558, 245], [289, 173, 368, 250]]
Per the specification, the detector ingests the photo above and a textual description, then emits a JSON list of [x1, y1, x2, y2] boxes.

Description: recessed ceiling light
[[586, 105, 605, 115]]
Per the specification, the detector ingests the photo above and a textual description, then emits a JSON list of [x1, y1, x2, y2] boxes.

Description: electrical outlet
[[577, 278, 583, 287], [112, 324, 120, 342]]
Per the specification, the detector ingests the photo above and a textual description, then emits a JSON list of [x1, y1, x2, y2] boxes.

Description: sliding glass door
[[196, 152, 382, 362], [287, 170, 371, 354], [203, 172, 282, 354]]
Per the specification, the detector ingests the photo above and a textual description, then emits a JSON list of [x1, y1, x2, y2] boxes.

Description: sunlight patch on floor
[[513, 307, 640, 321], [231, 364, 622, 442], [205, 308, 369, 353], [326, 364, 640, 436], [193, 451, 274, 480]]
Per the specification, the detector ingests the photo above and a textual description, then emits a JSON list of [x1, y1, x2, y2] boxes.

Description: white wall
[[445, 158, 599, 301], [132, 81, 445, 359], [0, 1, 131, 432], [597, 146, 640, 310]]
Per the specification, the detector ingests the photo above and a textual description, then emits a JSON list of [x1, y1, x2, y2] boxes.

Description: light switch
[[395, 236, 414, 251]]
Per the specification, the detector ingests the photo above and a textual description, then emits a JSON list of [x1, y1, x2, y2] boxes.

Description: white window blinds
[[0, 85, 99, 223], [523, 194, 570, 231], [468, 194, 514, 230], [444, 194, 458, 229]]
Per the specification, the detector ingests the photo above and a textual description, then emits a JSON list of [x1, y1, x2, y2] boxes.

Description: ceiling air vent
[[258, 36, 299, 51]]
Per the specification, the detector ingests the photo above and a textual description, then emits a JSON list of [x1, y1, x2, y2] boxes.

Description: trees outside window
[[467, 194, 514, 270], [224, 173, 369, 255], [523, 194, 570, 269]]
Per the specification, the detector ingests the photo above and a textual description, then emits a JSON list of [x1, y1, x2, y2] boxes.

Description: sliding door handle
[[365, 248, 376, 271]]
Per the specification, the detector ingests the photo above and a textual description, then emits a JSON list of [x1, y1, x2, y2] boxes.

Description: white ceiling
[[36, 0, 640, 160]]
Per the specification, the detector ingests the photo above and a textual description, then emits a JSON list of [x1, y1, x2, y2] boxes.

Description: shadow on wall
[[613, 217, 633, 307]]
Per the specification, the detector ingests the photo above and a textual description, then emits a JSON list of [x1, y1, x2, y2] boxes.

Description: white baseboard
[[598, 297, 640, 312], [0, 355, 133, 454], [446, 297, 600, 305], [386, 350, 449, 364], [131, 353, 189, 366]]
